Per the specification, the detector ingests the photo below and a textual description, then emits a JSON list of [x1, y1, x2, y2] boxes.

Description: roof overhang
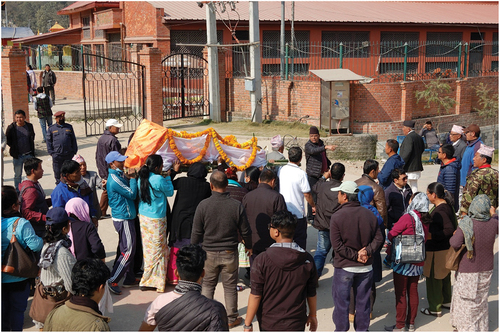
[[310, 69, 373, 82], [12, 27, 82, 45], [58, 1, 120, 15]]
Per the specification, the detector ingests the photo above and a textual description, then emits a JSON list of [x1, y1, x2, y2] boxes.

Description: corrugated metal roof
[[12, 27, 82, 44], [149, 1, 498, 25], [1, 27, 35, 39], [58, 1, 119, 15]]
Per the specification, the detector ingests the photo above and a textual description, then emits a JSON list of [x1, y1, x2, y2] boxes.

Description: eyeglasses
[[401, 177, 408, 181]]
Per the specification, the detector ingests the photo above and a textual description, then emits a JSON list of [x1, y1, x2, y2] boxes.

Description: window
[[379, 62, 418, 74], [380, 32, 419, 58], [82, 17, 90, 27], [492, 32, 498, 55], [262, 30, 309, 59], [321, 31, 370, 58], [108, 33, 121, 43], [170, 30, 223, 57], [426, 32, 463, 57]]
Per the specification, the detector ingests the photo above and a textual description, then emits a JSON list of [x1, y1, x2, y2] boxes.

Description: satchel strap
[[10, 218, 21, 243]]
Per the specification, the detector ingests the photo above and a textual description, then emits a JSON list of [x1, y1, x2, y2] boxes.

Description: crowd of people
[[1, 108, 498, 333]]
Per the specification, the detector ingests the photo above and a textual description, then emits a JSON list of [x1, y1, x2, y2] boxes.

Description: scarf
[[173, 280, 202, 295], [39, 237, 72, 269], [70, 295, 102, 315], [458, 194, 491, 259], [66, 197, 91, 223], [406, 192, 429, 239]]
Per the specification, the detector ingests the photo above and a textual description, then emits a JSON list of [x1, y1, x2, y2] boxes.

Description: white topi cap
[[477, 144, 494, 158], [450, 125, 463, 135]]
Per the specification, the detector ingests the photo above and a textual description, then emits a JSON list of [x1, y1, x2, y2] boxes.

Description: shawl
[[39, 237, 72, 269], [458, 194, 491, 259]]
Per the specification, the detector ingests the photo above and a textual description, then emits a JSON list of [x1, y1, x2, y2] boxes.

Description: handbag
[[391, 215, 426, 264], [29, 279, 70, 324], [1, 218, 39, 278], [445, 244, 466, 271]]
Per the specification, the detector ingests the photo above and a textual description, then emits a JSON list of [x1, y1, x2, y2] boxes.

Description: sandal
[[420, 308, 442, 317]]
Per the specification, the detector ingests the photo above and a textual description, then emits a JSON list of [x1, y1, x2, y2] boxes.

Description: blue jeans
[[332, 268, 373, 331], [2, 279, 30, 331], [314, 229, 332, 277], [13, 154, 33, 191], [38, 116, 53, 142]]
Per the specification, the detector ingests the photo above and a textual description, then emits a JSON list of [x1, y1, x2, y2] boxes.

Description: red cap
[[54, 111, 65, 117]]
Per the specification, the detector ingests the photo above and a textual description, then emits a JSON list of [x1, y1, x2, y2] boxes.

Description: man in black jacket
[[96, 119, 122, 218], [304, 126, 336, 222], [5, 110, 35, 191], [399, 120, 425, 193], [139, 245, 229, 331], [41, 64, 57, 104], [384, 168, 412, 231], [311, 162, 344, 278]]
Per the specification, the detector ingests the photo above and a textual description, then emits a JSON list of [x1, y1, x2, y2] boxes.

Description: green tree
[[415, 77, 456, 131], [473, 83, 499, 118], [5, 2, 71, 33]]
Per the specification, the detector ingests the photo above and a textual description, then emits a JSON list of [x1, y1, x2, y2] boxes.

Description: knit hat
[[450, 125, 463, 135], [309, 126, 320, 135]]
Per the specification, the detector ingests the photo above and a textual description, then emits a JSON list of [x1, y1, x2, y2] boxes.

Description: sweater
[[137, 173, 174, 219], [40, 244, 76, 294], [378, 154, 405, 190], [251, 245, 317, 332], [427, 204, 456, 252], [460, 137, 482, 186], [449, 215, 498, 273], [191, 191, 252, 251], [1, 216, 43, 284], [330, 201, 384, 268]]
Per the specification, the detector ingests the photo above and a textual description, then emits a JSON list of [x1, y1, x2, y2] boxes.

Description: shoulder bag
[[29, 278, 70, 324], [1, 218, 39, 278], [391, 215, 426, 264], [445, 244, 466, 271]]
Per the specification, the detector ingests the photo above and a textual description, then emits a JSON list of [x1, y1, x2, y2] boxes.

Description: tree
[[473, 83, 498, 118], [5, 2, 71, 33], [415, 77, 456, 131]]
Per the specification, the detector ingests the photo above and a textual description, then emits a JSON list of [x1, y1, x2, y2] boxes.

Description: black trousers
[[44, 86, 55, 103]]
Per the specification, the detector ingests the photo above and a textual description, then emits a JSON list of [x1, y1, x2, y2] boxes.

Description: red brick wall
[[2, 47, 30, 123], [123, 2, 157, 38], [34, 70, 83, 100], [351, 82, 402, 122]]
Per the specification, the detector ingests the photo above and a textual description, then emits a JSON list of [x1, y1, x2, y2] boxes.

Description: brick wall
[[2, 47, 29, 124], [34, 70, 83, 100]]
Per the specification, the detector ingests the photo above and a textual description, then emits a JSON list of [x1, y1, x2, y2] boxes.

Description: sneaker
[[122, 278, 140, 288], [407, 324, 415, 332], [108, 281, 122, 295], [384, 324, 405, 332], [441, 302, 451, 309], [100, 214, 111, 220], [228, 317, 243, 329]]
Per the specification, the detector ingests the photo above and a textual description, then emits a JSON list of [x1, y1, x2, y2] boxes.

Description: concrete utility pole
[[206, 2, 221, 122], [280, 1, 285, 79], [249, 1, 262, 123]]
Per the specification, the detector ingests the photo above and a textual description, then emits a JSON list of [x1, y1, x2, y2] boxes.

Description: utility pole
[[290, 1, 295, 79], [206, 2, 221, 122], [249, 1, 262, 123], [280, 1, 285, 79]]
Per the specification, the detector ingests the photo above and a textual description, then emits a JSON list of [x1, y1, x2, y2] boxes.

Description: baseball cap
[[54, 111, 65, 117], [331, 181, 359, 194], [464, 124, 480, 135], [105, 151, 128, 164], [46, 207, 69, 226], [106, 119, 123, 128]]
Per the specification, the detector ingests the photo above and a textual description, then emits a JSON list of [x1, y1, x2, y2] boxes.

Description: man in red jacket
[[330, 181, 384, 331]]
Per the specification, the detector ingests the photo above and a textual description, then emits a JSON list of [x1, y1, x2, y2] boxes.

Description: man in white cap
[[460, 144, 498, 215], [329, 181, 383, 332], [449, 125, 466, 160], [267, 134, 286, 162], [96, 119, 123, 219], [399, 120, 425, 193]]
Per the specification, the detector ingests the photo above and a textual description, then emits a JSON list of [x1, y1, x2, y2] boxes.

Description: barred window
[[492, 32, 498, 55], [321, 31, 370, 58], [82, 17, 90, 27], [262, 30, 309, 59], [170, 30, 223, 57], [379, 62, 418, 74], [426, 32, 463, 57], [380, 32, 419, 58]]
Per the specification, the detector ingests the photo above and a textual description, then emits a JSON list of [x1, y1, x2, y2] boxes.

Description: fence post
[[457, 42, 462, 79], [290, 44, 294, 80], [463, 43, 468, 78], [285, 43, 289, 80], [37, 45, 41, 70], [339, 42, 343, 69], [403, 42, 408, 81]]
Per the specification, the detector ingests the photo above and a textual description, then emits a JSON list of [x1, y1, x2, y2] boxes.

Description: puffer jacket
[[107, 168, 137, 220], [437, 158, 461, 211], [304, 139, 331, 178], [355, 174, 388, 226]]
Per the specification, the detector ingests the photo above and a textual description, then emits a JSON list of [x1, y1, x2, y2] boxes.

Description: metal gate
[[162, 53, 210, 120], [82, 53, 145, 136]]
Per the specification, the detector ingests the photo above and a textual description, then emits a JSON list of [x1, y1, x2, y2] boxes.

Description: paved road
[[5, 100, 497, 331]]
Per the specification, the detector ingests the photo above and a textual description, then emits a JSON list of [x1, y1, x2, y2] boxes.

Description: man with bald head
[[191, 170, 252, 328]]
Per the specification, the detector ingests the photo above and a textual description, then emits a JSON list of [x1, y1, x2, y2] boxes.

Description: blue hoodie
[[378, 154, 405, 190], [107, 168, 137, 220], [460, 137, 482, 186]]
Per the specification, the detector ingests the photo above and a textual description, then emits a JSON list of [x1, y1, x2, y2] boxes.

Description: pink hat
[[270, 135, 283, 150], [450, 125, 463, 135], [72, 154, 85, 163], [477, 144, 494, 158]]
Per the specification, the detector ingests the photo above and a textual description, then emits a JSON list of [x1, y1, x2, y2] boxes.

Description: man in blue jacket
[[460, 124, 483, 188], [378, 139, 405, 190], [437, 144, 461, 212], [106, 151, 138, 295]]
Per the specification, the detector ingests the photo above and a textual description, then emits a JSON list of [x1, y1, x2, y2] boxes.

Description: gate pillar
[[140, 47, 163, 125], [2, 46, 29, 124]]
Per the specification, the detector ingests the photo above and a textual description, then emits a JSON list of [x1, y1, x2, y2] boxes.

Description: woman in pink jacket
[[385, 192, 431, 332]]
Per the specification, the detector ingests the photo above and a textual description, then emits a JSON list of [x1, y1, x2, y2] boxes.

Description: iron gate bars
[[162, 53, 210, 121], [82, 53, 145, 136]]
